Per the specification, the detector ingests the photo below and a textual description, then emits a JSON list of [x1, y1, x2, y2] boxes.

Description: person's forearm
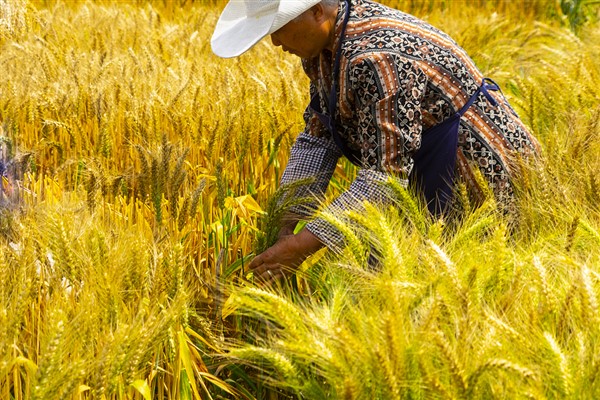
[[293, 227, 324, 258]]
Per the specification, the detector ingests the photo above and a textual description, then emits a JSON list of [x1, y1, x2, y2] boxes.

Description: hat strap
[[328, 1, 360, 165]]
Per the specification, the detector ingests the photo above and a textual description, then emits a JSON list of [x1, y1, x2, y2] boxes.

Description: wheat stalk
[[467, 358, 536, 396], [532, 255, 558, 316], [434, 331, 467, 397], [544, 331, 572, 397]]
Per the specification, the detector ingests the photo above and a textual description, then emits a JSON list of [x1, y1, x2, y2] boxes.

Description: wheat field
[[1, 0, 599, 399]]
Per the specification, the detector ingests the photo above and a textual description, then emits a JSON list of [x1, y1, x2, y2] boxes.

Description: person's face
[[270, 6, 332, 59]]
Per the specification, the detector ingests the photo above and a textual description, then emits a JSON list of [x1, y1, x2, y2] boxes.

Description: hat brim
[[211, 0, 322, 58], [211, 1, 276, 58]]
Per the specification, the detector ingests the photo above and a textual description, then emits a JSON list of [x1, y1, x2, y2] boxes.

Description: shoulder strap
[[327, 0, 362, 165]]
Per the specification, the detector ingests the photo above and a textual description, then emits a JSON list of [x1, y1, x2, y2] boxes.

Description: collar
[[331, 0, 350, 57]]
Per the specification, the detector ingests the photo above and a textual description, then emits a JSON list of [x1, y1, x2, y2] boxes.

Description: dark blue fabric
[[410, 78, 500, 215], [410, 114, 461, 215]]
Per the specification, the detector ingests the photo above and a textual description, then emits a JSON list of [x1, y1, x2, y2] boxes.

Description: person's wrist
[[294, 228, 324, 257]]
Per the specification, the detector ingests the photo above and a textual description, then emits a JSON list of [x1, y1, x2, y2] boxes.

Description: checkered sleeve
[[304, 169, 407, 252], [280, 130, 342, 216], [279, 86, 343, 216]]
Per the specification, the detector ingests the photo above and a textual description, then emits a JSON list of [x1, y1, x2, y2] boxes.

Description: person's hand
[[249, 229, 323, 286]]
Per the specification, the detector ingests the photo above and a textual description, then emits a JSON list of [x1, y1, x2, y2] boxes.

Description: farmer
[[211, 0, 539, 282]]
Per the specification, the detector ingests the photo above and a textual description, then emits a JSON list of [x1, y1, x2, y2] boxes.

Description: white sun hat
[[211, 0, 322, 58]]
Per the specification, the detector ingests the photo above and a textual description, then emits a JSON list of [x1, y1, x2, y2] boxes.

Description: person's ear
[[310, 4, 326, 22]]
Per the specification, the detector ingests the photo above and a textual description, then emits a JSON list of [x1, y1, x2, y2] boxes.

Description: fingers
[[252, 262, 285, 284], [248, 253, 262, 271], [247, 237, 301, 286], [248, 246, 275, 271], [260, 268, 286, 286], [248, 252, 268, 275], [248, 255, 287, 285]]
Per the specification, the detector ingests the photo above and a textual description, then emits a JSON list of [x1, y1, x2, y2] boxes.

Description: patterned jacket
[[280, 0, 540, 250]]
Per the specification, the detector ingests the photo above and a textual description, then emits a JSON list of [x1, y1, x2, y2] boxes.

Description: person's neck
[[324, 2, 342, 52]]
